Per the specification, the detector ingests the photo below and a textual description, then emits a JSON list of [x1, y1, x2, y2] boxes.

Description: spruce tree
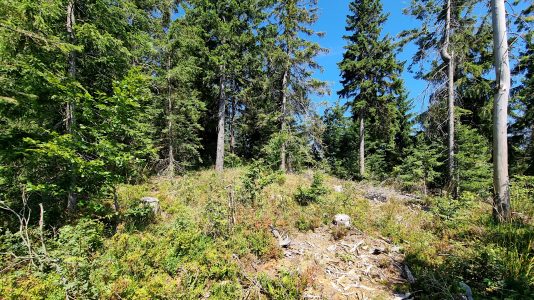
[[153, 6, 205, 176], [322, 103, 358, 179], [394, 133, 444, 195], [269, 0, 327, 172], [456, 122, 492, 196], [188, 0, 265, 172], [338, 0, 404, 178]]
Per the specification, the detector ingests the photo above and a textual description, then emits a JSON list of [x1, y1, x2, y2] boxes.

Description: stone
[[333, 214, 351, 227], [140, 197, 160, 214], [371, 247, 386, 255], [365, 191, 387, 202], [333, 185, 343, 192]]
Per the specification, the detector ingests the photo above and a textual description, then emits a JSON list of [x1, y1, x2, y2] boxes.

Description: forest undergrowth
[[1, 166, 533, 299]]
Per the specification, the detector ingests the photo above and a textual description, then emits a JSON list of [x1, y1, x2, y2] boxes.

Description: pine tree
[[269, 0, 327, 172], [188, 0, 265, 172], [338, 0, 404, 178], [394, 134, 444, 195]]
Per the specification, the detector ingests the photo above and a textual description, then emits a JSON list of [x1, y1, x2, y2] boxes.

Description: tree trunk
[[166, 54, 175, 177], [66, 0, 77, 212], [215, 67, 226, 172], [441, 0, 457, 198], [280, 67, 288, 172], [359, 112, 365, 177], [490, 0, 511, 222], [230, 96, 236, 154]]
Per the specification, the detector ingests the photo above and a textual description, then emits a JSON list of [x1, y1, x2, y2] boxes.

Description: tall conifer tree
[[269, 0, 327, 172], [338, 0, 403, 178]]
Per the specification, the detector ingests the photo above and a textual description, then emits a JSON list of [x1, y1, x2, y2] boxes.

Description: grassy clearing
[[0, 168, 532, 299]]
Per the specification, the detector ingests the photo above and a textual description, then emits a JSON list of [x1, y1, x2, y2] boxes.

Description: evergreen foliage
[[337, 0, 407, 178], [0, 0, 533, 298]]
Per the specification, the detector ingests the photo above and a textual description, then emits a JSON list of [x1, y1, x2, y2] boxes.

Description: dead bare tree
[[490, 0, 512, 222]]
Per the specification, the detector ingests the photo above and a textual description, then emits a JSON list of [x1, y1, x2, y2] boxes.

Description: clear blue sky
[[310, 0, 427, 115]]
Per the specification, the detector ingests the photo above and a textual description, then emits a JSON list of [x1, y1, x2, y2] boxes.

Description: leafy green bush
[[51, 218, 105, 298], [295, 215, 321, 232], [224, 152, 243, 168], [258, 270, 305, 300], [203, 200, 229, 238], [294, 172, 328, 205], [430, 196, 471, 222], [123, 202, 154, 231], [246, 229, 279, 259]]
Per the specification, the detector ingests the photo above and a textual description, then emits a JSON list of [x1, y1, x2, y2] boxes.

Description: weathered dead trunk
[[66, 0, 77, 212], [440, 0, 457, 198], [490, 0, 511, 222], [215, 67, 226, 172], [359, 112, 365, 177], [280, 67, 288, 172]]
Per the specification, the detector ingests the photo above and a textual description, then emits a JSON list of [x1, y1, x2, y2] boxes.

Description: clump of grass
[[331, 225, 350, 240]]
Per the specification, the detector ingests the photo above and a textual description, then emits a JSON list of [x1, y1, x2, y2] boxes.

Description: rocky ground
[[254, 224, 413, 300]]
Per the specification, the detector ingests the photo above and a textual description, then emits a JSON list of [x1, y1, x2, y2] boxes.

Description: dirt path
[[259, 226, 411, 300]]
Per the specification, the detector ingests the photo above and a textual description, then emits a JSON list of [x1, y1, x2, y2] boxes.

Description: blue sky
[[310, 0, 530, 116], [310, 0, 427, 115]]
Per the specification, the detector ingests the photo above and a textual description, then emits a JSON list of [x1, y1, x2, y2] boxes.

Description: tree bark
[[490, 0, 511, 222], [66, 0, 77, 212], [359, 112, 365, 177], [440, 0, 457, 198], [215, 67, 226, 172], [280, 67, 288, 172], [166, 54, 175, 176], [230, 96, 236, 154]]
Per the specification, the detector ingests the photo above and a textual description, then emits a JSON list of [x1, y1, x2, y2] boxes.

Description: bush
[[295, 215, 321, 232], [294, 172, 328, 205], [511, 176, 534, 218], [430, 196, 471, 222], [123, 202, 155, 231], [258, 270, 306, 300], [203, 200, 228, 238], [239, 160, 279, 204]]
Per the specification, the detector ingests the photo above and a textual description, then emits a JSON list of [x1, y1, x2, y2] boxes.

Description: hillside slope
[[1, 168, 532, 299]]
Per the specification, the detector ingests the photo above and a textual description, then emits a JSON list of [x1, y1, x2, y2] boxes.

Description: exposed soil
[[258, 225, 412, 300]]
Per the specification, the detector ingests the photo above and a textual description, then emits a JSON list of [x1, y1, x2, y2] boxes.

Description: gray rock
[[333, 185, 343, 192], [140, 197, 160, 214], [365, 191, 387, 202], [333, 214, 351, 227]]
